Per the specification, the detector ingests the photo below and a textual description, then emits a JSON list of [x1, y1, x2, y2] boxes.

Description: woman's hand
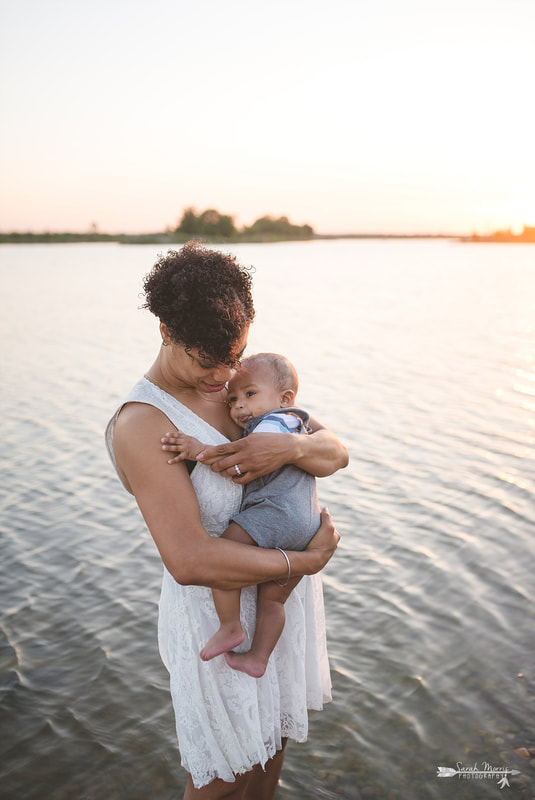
[[191, 432, 296, 483], [193, 423, 348, 483], [272, 508, 340, 580], [303, 507, 341, 573]]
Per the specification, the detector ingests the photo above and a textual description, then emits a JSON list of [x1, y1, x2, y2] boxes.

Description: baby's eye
[[246, 391, 256, 397], [227, 396, 237, 405]]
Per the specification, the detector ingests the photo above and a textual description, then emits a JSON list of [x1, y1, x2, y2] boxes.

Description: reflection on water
[[1, 241, 535, 799]]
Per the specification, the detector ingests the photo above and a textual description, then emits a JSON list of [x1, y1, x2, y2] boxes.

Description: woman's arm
[[113, 403, 340, 590], [185, 416, 349, 483]]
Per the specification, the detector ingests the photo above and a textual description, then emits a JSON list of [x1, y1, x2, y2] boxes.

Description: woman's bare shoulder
[[112, 402, 175, 492], [114, 400, 171, 435]]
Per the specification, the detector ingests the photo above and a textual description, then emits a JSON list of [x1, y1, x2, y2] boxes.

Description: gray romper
[[230, 407, 320, 550]]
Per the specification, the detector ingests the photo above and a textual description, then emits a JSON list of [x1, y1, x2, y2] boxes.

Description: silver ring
[[234, 464, 242, 476]]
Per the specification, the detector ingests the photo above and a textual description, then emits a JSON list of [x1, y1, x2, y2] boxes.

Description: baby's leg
[[225, 576, 302, 677], [200, 522, 255, 661]]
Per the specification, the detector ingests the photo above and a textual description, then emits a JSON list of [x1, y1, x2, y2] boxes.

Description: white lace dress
[[106, 378, 332, 789]]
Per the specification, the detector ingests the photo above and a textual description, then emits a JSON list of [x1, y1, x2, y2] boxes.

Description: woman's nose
[[210, 364, 232, 382]]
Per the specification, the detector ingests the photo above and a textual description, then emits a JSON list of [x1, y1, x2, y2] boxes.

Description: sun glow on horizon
[[506, 189, 535, 236]]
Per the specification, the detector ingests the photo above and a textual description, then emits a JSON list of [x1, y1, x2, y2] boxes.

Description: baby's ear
[[280, 389, 296, 407]]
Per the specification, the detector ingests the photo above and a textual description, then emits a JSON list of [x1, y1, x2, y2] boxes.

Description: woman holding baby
[[106, 242, 347, 799]]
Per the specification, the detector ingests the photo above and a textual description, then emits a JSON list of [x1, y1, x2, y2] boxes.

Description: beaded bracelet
[[275, 547, 291, 587]]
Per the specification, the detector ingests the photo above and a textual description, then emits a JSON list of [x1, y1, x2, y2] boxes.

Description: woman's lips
[[204, 382, 227, 393]]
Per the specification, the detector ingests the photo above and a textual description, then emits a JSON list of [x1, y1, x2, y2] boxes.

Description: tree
[[175, 207, 237, 239], [176, 207, 201, 235], [199, 209, 236, 239], [242, 215, 314, 241]]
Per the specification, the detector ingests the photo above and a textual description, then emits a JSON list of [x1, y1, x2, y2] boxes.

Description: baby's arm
[[161, 432, 206, 464]]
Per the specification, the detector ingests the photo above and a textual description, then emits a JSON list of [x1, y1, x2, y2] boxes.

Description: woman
[[106, 242, 347, 799]]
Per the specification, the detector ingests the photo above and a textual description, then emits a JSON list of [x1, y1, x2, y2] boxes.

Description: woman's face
[[162, 326, 249, 394]]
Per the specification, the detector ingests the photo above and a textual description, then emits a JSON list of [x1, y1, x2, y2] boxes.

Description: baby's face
[[227, 365, 286, 428]]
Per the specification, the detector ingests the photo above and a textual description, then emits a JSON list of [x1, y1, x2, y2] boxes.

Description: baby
[[163, 353, 321, 678]]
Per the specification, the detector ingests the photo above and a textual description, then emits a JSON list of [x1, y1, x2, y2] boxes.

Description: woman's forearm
[[175, 535, 320, 590], [291, 427, 349, 477], [193, 425, 348, 482], [170, 507, 339, 590]]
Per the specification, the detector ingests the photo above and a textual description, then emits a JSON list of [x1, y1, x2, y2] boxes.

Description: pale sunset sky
[[1, 0, 534, 235]]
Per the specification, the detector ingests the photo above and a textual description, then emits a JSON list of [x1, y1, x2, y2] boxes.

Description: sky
[[1, 0, 534, 235]]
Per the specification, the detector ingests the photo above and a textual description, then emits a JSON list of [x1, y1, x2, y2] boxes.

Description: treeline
[[0, 231, 119, 244], [175, 207, 313, 242], [0, 208, 314, 244]]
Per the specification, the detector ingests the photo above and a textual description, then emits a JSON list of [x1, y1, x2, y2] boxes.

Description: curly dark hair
[[142, 241, 255, 365]]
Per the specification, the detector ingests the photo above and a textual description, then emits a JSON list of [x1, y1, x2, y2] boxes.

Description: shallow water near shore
[[1, 239, 535, 799]]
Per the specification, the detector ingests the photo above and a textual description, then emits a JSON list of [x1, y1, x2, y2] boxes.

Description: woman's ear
[[160, 322, 171, 346], [280, 389, 296, 407]]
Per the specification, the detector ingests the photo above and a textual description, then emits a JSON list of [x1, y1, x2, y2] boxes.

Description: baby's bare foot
[[200, 627, 245, 661], [224, 650, 267, 678]]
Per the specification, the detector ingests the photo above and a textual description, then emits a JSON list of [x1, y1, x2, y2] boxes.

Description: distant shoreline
[[0, 231, 461, 245], [1, 231, 534, 245]]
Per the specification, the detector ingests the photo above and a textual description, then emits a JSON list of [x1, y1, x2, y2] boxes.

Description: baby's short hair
[[241, 353, 298, 394]]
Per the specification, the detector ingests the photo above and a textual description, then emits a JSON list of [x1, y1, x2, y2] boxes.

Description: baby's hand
[[161, 431, 205, 464]]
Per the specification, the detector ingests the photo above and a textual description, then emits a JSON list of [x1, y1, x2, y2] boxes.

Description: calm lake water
[[1, 240, 535, 799]]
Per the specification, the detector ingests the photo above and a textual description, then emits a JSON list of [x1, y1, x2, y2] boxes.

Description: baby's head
[[227, 353, 298, 429]]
